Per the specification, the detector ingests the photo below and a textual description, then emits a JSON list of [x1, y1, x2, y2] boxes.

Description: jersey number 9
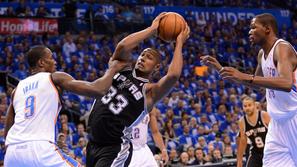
[[24, 95, 35, 119]]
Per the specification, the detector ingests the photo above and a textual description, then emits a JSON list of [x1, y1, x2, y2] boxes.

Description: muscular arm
[[112, 13, 166, 61], [51, 68, 117, 98], [4, 90, 16, 139], [150, 42, 183, 102], [237, 118, 247, 167], [112, 27, 156, 61], [240, 44, 296, 91], [150, 108, 166, 151], [149, 108, 168, 164]]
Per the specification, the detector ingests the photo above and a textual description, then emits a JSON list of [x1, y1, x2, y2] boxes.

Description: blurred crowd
[[0, 1, 297, 167], [2, 0, 297, 9]]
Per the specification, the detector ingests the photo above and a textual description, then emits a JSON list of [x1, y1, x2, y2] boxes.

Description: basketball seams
[[158, 12, 186, 42], [172, 14, 177, 41]]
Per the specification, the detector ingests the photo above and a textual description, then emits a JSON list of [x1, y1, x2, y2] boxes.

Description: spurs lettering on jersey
[[101, 73, 144, 115], [245, 127, 266, 137]]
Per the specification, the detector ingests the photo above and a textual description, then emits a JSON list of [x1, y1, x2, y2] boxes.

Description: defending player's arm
[[237, 118, 247, 167], [202, 43, 296, 92], [149, 108, 169, 164], [201, 50, 264, 89], [4, 90, 16, 139], [246, 43, 297, 92], [112, 12, 167, 61], [147, 26, 190, 108], [52, 59, 126, 97]]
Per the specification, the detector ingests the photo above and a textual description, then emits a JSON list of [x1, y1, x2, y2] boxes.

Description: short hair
[[255, 13, 278, 35], [142, 48, 162, 63], [242, 96, 255, 102], [26, 45, 48, 68]]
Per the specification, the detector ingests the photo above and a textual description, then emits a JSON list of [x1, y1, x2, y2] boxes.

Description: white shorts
[[129, 144, 158, 167], [263, 114, 297, 167], [4, 141, 80, 167]]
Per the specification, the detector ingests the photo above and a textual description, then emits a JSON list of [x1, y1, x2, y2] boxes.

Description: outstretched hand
[[219, 67, 251, 82], [200, 55, 223, 71], [176, 24, 190, 44], [151, 12, 167, 34]]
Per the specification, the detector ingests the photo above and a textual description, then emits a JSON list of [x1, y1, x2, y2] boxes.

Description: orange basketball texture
[[158, 12, 186, 42]]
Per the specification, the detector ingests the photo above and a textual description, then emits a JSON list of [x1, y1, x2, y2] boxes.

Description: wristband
[[219, 67, 224, 73]]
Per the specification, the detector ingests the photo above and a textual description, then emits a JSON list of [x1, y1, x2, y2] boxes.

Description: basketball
[[158, 12, 186, 42]]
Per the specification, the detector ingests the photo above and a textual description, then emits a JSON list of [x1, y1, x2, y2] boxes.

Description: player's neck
[[261, 36, 278, 55], [30, 68, 43, 75], [135, 69, 150, 79], [247, 110, 258, 123]]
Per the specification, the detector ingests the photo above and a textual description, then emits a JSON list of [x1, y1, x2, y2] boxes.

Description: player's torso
[[131, 113, 150, 149], [261, 39, 297, 120], [244, 111, 267, 154], [6, 72, 61, 145], [88, 69, 149, 145]]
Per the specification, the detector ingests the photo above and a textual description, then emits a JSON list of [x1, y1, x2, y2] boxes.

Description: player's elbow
[[117, 41, 130, 53], [167, 73, 180, 82], [91, 88, 108, 97]]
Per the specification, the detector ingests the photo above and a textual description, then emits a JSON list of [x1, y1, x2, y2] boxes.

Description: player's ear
[[37, 58, 45, 68], [155, 63, 161, 71], [264, 25, 270, 34]]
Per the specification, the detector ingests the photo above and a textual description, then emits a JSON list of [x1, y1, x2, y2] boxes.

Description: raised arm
[[202, 43, 297, 92], [237, 118, 247, 167], [112, 12, 167, 61], [52, 59, 126, 97], [4, 90, 16, 140], [147, 26, 190, 107], [149, 108, 168, 164], [200, 49, 263, 89]]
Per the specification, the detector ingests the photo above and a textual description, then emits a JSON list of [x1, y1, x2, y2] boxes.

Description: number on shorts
[[255, 136, 264, 148], [24, 95, 35, 118]]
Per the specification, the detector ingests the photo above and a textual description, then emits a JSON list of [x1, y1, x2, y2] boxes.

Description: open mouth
[[137, 63, 144, 68], [249, 36, 254, 42]]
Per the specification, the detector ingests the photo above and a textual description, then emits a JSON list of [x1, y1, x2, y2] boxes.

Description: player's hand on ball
[[200, 55, 223, 71], [108, 59, 129, 72], [176, 24, 190, 44], [151, 12, 167, 34]]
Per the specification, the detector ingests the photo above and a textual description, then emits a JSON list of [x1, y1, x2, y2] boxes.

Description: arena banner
[[0, 18, 58, 34], [0, 3, 291, 27], [142, 6, 291, 27], [0, 3, 115, 18]]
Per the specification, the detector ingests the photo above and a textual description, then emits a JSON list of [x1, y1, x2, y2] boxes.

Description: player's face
[[135, 50, 160, 74], [42, 48, 57, 73], [249, 18, 266, 46], [242, 99, 256, 116]]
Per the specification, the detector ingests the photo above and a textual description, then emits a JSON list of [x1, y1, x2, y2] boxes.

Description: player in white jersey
[[201, 13, 297, 166], [129, 108, 168, 167], [4, 45, 126, 167]]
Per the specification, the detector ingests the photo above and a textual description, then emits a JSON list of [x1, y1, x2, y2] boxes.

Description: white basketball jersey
[[261, 39, 297, 121], [6, 72, 61, 145], [131, 113, 150, 149]]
